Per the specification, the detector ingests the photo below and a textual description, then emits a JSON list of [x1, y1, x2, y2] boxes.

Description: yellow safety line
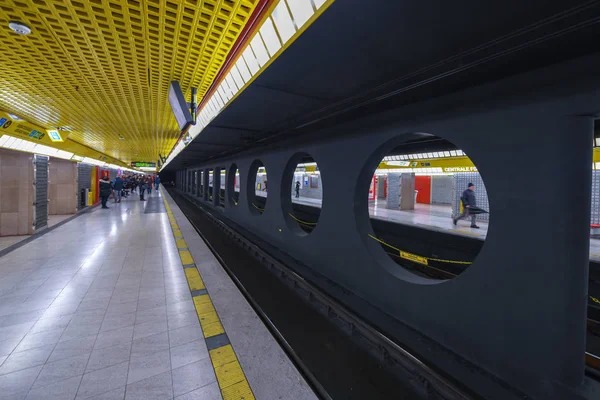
[[591, 296, 600, 305], [160, 188, 255, 400], [288, 213, 317, 226], [368, 234, 472, 265], [386, 251, 457, 277], [252, 203, 264, 212]]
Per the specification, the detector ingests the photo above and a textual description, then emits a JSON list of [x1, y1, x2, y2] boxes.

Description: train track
[[168, 188, 475, 400], [284, 201, 600, 376]]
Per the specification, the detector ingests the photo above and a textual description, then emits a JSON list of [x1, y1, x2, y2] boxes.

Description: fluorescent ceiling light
[[0, 134, 73, 159], [82, 157, 107, 166]]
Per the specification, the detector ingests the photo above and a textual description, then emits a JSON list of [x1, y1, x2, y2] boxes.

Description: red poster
[[368, 175, 376, 200], [415, 175, 432, 204]]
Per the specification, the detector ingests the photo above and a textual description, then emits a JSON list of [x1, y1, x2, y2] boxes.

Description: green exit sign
[[131, 161, 156, 168]]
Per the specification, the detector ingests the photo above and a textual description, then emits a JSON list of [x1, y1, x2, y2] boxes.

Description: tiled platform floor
[[0, 190, 220, 399], [0, 215, 76, 253], [0, 236, 29, 252]]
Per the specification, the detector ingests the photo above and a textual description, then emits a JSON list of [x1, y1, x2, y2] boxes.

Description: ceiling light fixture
[[8, 21, 31, 35]]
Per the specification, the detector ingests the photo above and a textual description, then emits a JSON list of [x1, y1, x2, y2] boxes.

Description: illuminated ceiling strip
[[0, 134, 74, 160], [162, 0, 333, 170], [382, 150, 466, 162], [0, 134, 141, 173]]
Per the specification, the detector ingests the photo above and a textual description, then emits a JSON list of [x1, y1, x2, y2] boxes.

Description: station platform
[[291, 195, 600, 262], [0, 188, 316, 400]]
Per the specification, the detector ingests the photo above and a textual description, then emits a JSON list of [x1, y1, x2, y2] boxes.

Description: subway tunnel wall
[[169, 58, 600, 398]]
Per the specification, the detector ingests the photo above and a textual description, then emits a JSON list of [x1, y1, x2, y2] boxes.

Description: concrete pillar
[[399, 173, 415, 210], [386, 173, 401, 209], [377, 176, 385, 199]]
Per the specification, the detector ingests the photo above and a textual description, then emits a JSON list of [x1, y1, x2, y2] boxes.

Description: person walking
[[113, 175, 124, 203], [295, 181, 300, 198], [453, 183, 479, 228], [155, 174, 161, 190], [139, 177, 147, 201], [99, 176, 112, 209]]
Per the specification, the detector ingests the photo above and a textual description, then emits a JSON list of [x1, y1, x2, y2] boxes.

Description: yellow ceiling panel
[[0, 0, 259, 163]]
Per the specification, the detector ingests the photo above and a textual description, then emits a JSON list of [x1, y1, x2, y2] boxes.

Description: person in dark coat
[[99, 176, 112, 209], [113, 175, 124, 203], [453, 183, 479, 228], [295, 181, 300, 198], [139, 177, 147, 201]]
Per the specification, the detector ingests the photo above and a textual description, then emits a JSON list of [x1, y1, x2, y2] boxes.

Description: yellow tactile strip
[[162, 191, 255, 400]]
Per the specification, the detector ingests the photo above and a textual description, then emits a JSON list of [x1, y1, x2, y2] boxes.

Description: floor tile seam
[[29, 369, 85, 393], [159, 234, 175, 400], [160, 189, 255, 400], [74, 255, 135, 399], [175, 380, 217, 399], [6, 255, 97, 393], [21, 322, 72, 397]]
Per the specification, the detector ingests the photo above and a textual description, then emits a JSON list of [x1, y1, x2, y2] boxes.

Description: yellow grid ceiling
[[0, 0, 259, 163]]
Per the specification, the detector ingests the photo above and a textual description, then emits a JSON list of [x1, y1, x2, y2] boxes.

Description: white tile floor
[[292, 195, 489, 239], [0, 190, 219, 400], [0, 215, 74, 253], [0, 236, 30, 252]]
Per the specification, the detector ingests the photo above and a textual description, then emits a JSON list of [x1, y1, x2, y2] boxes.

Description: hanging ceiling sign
[[47, 130, 63, 142], [28, 129, 45, 140], [131, 161, 156, 168]]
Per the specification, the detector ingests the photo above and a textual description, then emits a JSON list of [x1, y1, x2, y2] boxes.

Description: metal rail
[[175, 191, 475, 400]]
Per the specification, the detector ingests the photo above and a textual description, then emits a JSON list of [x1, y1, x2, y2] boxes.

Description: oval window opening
[[208, 169, 214, 201], [283, 153, 322, 234], [228, 164, 240, 206], [218, 168, 226, 208], [248, 160, 267, 215], [198, 170, 204, 198], [366, 136, 489, 280]]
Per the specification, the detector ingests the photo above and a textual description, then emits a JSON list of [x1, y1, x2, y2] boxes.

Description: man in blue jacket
[[113, 175, 124, 203], [155, 174, 161, 190], [453, 183, 479, 229]]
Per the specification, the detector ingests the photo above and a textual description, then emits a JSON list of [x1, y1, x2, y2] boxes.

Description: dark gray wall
[[176, 94, 596, 399]]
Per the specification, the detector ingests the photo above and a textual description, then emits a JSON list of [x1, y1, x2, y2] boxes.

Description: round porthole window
[[228, 164, 240, 207], [207, 169, 214, 201], [359, 134, 490, 281], [281, 153, 322, 235], [217, 168, 225, 208], [247, 160, 267, 215]]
